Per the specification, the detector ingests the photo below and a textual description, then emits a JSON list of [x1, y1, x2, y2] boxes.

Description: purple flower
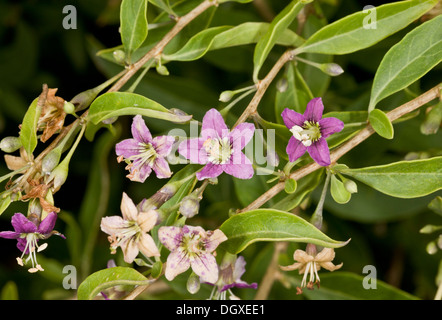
[[281, 98, 344, 166], [158, 225, 227, 283], [116, 115, 174, 182], [178, 108, 255, 180], [0, 212, 65, 273], [207, 254, 257, 300]]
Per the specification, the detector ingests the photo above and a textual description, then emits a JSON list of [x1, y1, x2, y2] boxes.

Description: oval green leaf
[[219, 209, 349, 254], [369, 14, 442, 110], [77, 266, 152, 300], [88, 92, 192, 124], [296, 0, 439, 55], [120, 0, 148, 58], [339, 156, 442, 198], [369, 109, 394, 139], [19, 97, 39, 156]]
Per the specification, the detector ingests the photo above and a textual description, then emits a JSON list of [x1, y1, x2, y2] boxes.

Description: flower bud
[[426, 241, 438, 255], [63, 101, 76, 115], [320, 63, 344, 76], [0, 136, 22, 153], [42, 148, 62, 174], [343, 179, 358, 194], [186, 272, 201, 294], [420, 101, 442, 135], [156, 65, 169, 76], [276, 77, 288, 93], [219, 90, 234, 103], [179, 194, 200, 219], [113, 49, 126, 64], [419, 224, 442, 234], [48, 160, 69, 192]]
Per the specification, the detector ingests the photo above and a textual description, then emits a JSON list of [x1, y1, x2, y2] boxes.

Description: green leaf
[[369, 14, 442, 110], [428, 196, 442, 216], [19, 97, 39, 156], [77, 267, 152, 300], [148, 0, 175, 16], [330, 174, 351, 204], [369, 109, 394, 139], [219, 209, 349, 254], [163, 22, 304, 62], [253, 0, 307, 82], [88, 92, 192, 124], [0, 281, 19, 300], [0, 194, 11, 216], [339, 157, 442, 198], [295, 0, 439, 55], [297, 272, 419, 300], [120, 0, 148, 58]]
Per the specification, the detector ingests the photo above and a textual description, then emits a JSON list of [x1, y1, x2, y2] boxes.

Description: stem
[[239, 83, 442, 212], [108, 0, 217, 93], [310, 170, 331, 230]]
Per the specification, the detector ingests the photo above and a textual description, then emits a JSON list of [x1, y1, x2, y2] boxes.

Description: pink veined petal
[[222, 153, 254, 180], [115, 139, 141, 159], [165, 249, 191, 281], [232, 256, 247, 281], [319, 117, 344, 139], [130, 158, 152, 183], [11, 213, 37, 234], [152, 157, 172, 179], [307, 138, 331, 166], [158, 226, 183, 251], [304, 97, 324, 123], [201, 108, 229, 140], [120, 192, 139, 221], [196, 162, 224, 180], [178, 138, 208, 165], [0, 231, 20, 239], [100, 216, 129, 236], [204, 229, 228, 253], [137, 210, 158, 233], [121, 237, 139, 264], [152, 135, 175, 157], [191, 252, 219, 284], [138, 233, 160, 257], [281, 108, 305, 129], [229, 123, 255, 150], [131, 115, 153, 144], [286, 136, 307, 163], [37, 212, 57, 235]]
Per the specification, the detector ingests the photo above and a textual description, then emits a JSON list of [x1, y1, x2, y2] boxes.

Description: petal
[[222, 153, 254, 179], [232, 256, 247, 281], [0, 231, 20, 239], [121, 237, 139, 264], [158, 226, 183, 251], [314, 247, 336, 263], [137, 210, 158, 232], [137, 233, 160, 257], [152, 135, 175, 157], [307, 138, 331, 166], [196, 162, 224, 180], [131, 115, 152, 144], [165, 249, 190, 281], [293, 249, 313, 263], [11, 213, 37, 234], [319, 117, 344, 139], [115, 139, 141, 158], [281, 108, 305, 129], [286, 137, 307, 163], [304, 97, 324, 123], [319, 261, 343, 272], [178, 138, 208, 165], [100, 216, 129, 236], [130, 159, 152, 183], [152, 157, 172, 179], [201, 108, 229, 140], [227, 280, 258, 291], [204, 229, 228, 253], [37, 212, 57, 235], [229, 123, 255, 150], [120, 192, 139, 221], [191, 252, 219, 284], [16, 238, 28, 252], [279, 262, 304, 272]]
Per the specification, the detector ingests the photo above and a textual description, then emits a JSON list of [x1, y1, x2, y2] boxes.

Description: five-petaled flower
[[100, 192, 160, 263], [116, 115, 174, 183], [158, 225, 227, 284], [280, 244, 343, 293], [208, 254, 258, 300], [0, 212, 65, 273], [282, 98, 344, 166], [178, 108, 255, 180]]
